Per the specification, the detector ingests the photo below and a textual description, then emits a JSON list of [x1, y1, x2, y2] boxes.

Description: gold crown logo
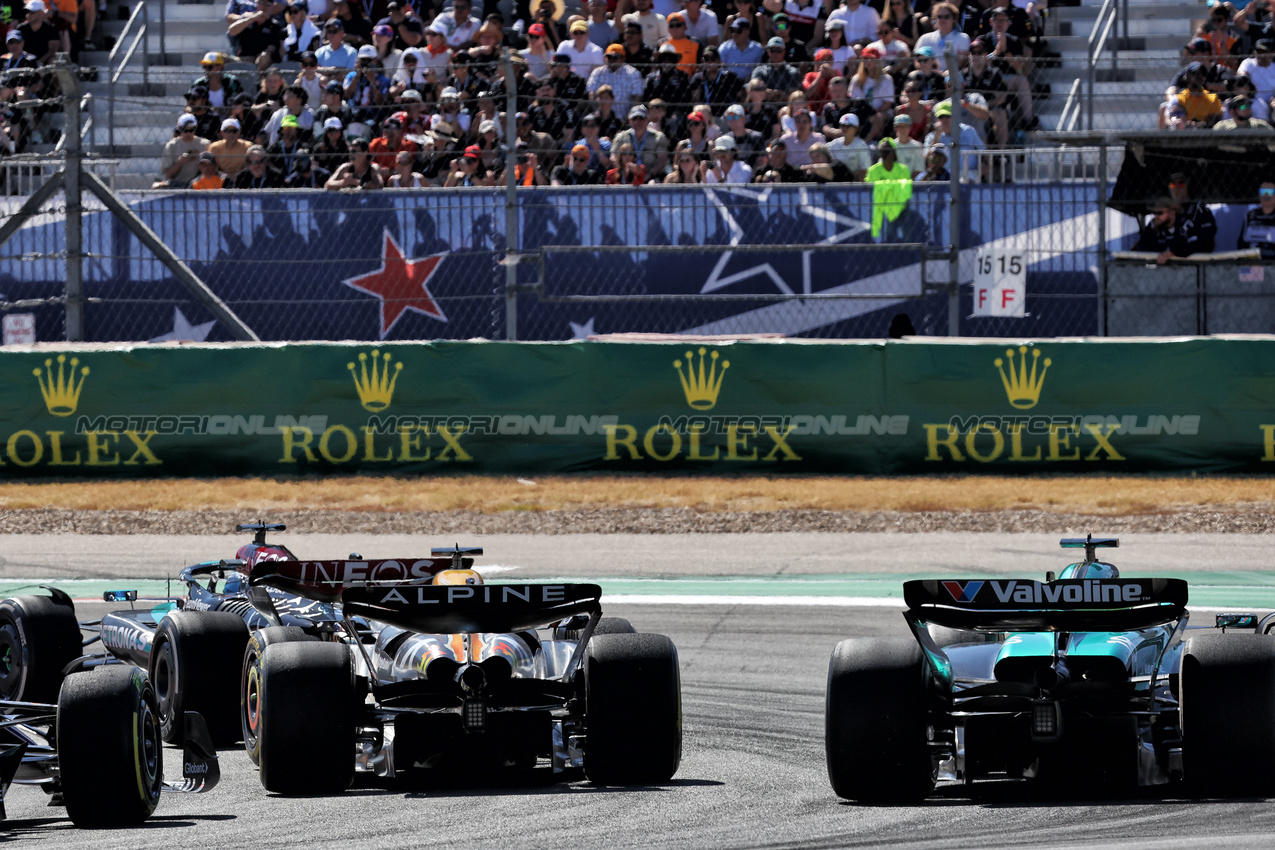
[[348, 349, 403, 412], [674, 347, 729, 410], [34, 354, 89, 417], [994, 345, 1051, 409]]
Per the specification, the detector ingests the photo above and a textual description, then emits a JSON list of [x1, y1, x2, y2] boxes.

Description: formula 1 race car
[[825, 535, 1275, 802], [240, 548, 682, 793], [0, 603, 219, 827]]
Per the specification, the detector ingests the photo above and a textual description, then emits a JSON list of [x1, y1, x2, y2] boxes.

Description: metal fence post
[[158, 0, 166, 64], [503, 49, 518, 341], [1097, 141, 1108, 336], [143, 1, 150, 88], [54, 61, 84, 341], [946, 46, 962, 337]]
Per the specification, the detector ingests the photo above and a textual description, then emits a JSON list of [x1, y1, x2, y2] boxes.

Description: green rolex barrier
[[2, 338, 1274, 477]]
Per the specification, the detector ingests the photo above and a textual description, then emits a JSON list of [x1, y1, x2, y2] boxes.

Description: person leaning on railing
[[1133, 199, 1201, 265], [1237, 179, 1275, 258]]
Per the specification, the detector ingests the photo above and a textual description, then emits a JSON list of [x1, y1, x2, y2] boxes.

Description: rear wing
[[904, 578, 1188, 631], [247, 558, 601, 632]]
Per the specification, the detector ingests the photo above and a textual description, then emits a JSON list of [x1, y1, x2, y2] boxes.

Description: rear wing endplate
[[904, 577, 1188, 631]]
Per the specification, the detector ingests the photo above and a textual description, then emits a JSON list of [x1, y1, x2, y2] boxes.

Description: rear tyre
[[0, 594, 81, 703], [1180, 633, 1275, 796], [256, 641, 355, 795], [58, 666, 162, 827], [593, 617, 636, 635], [150, 611, 250, 746], [826, 637, 934, 803], [584, 633, 681, 785], [242, 626, 312, 765]]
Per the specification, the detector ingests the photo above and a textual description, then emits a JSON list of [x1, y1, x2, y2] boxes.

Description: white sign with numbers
[[973, 246, 1027, 318]]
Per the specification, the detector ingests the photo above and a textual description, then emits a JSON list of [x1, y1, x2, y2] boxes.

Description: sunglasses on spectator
[[669, 21, 684, 27], [248, 158, 266, 165], [1154, 209, 1172, 216], [1261, 188, 1275, 196], [1169, 180, 1186, 186], [529, 34, 542, 39], [768, 46, 784, 52], [224, 128, 239, 133], [936, 13, 953, 19]]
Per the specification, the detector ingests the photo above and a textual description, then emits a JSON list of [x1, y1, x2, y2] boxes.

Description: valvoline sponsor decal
[[941, 579, 1148, 606], [942, 581, 984, 602]]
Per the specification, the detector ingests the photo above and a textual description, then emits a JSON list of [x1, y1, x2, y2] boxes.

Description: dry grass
[[0, 475, 1272, 515]]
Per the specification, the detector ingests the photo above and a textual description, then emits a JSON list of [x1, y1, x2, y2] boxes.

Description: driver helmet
[[433, 569, 484, 586]]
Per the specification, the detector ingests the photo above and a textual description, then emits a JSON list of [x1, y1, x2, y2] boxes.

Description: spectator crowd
[[152, 0, 1055, 189]]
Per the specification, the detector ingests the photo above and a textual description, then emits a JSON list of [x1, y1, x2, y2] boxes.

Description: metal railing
[[1060, 0, 1119, 132], [107, 1, 150, 151], [1, 154, 120, 195]]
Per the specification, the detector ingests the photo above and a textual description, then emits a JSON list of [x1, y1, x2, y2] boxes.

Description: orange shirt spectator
[[191, 153, 225, 189], [368, 113, 420, 172], [664, 14, 701, 76]]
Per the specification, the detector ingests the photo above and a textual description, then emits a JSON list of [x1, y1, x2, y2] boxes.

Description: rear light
[[1031, 701, 1061, 741], [462, 698, 486, 733]]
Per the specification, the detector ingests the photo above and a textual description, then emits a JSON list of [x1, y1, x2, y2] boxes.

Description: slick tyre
[[0, 593, 81, 703], [242, 626, 312, 766], [150, 611, 250, 746], [256, 641, 356, 795], [58, 666, 162, 828], [593, 618, 636, 635], [825, 637, 934, 803], [1180, 633, 1275, 797], [584, 633, 682, 785]]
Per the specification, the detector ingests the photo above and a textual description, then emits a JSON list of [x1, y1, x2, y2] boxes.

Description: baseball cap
[[772, 12, 789, 24], [894, 113, 912, 125], [462, 144, 482, 159], [686, 112, 704, 124], [176, 113, 197, 129], [528, 22, 546, 36], [1185, 60, 1205, 75], [383, 113, 403, 128], [198, 151, 217, 163], [825, 19, 844, 30], [479, 119, 498, 133], [766, 36, 784, 49], [839, 112, 859, 127], [605, 43, 625, 56], [281, 113, 300, 129], [929, 143, 947, 158], [860, 46, 882, 59], [401, 89, 423, 102], [24, 0, 45, 11], [551, 52, 572, 65], [324, 80, 344, 94], [6, 31, 22, 42], [629, 104, 648, 119], [570, 19, 588, 33], [814, 48, 833, 62], [878, 137, 897, 150], [373, 23, 393, 37], [221, 118, 241, 131], [186, 85, 209, 100], [571, 143, 590, 157], [201, 51, 223, 65], [725, 104, 745, 118], [713, 135, 737, 150], [658, 42, 680, 55], [357, 44, 377, 59], [1186, 37, 1211, 52], [934, 101, 952, 117], [440, 86, 460, 101], [990, 6, 1010, 16], [453, 50, 472, 63], [325, 17, 343, 29], [914, 45, 936, 58], [402, 18, 424, 33], [1258, 38, 1275, 50], [729, 17, 749, 30], [324, 117, 344, 131]]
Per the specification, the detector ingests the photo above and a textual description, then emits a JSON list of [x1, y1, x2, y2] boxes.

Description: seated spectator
[[448, 51, 488, 103], [420, 24, 454, 80], [313, 80, 354, 131], [644, 44, 691, 128], [386, 149, 427, 187], [865, 17, 911, 75], [623, 0, 666, 52], [923, 100, 982, 180], [398, 89, 430, 134], [680, 0, 718, 46], [881, 0, 923, 51], [974, 6, 1035, 130], [551, 143, 602, 184], [209, 117, 252, 175], [282, 3, 321, 62], [531, 0, 568, 48], [894, 78, 932, 140], [1239, 39, 1275, 111], [561, 18, 606, 79], [1229, 75, 1267, 122], [665, 148, 703, 182], [264, 84, 315, 145], [253, 66, 287, 116], [606, 141, 647, 184], [18, 1, 65, 67], [328, 0, 372, 47], [0, 82, 31, 153], [521, 21, 555, 79], [369, 111, 419, 175], [752, 138, 800, 182], [909, 48, 948, 101], [573, 112, 613, 170], [620, 20, 654, 71], [827, 112, 870, 179], [613, 104, 669, 175], [295, 52, 324, 107], [1198, 2, 1241, 72], [1167, 171, 1217, 251], [470, 91, 503, 141], [397, 16, 425, 54], [741, 76, 779, 138], [191, 152, 225, 190], [777, 107, 825, 167], [1168, 38, 1232, 96], [345, 46, 391, 134], [266, 113, 309, 174], [1162, 101, 1190, 130], [310, 116, 351, 173], [719, 16, 764, 77], [917, 142, 951, 181], [433, 86, 473, 139], [2, 32, 41, 105], [227, 92, 264, 146], [823, 20, 857, 73], [964, 39, 1008, 146], [703, 135, 752, 183], [317, 18, 359, 77], [391, 48, 429, 97], [584, 0, 617, 50], [662, 13, 701, 75], [444, 144, 492, 186], [780, 0, 822, 50], [154, 114, 210, 188], [224, 0, 259, 57], [194, 52, 245, 112], [325, 137, 384, 188], [1176, 62, 1223, 127], [284, 153, 332, 188], [592, 85, 625, 139], [587, 49, 645, 118], [913, 3, 968, 73], [800, 142, 853, 183], [435, 0, 481, 49], [228, 0, 285, 71], [803, 49, 839, 113], [827, 0, 880, 47], [690, 46, 743, 115], [893, 113, 925, 174], [1237, 179, 1275, 258], [1133, 199, 1199, 264], [1215, 94, 1274, 129], [752, 37, 802, 99], [185, 87, 222, 141], [849, 47, 895, 141], [676, 111, 710, 153]]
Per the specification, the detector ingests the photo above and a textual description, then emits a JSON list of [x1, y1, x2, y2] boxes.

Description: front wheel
[[0, 593, 81, 703], [58, 667, 163, 827], [825, 637, 935, 803], [584, 633, 681, 785]]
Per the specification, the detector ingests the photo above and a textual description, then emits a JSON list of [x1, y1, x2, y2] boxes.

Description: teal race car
[[826, 535, 1275, 801]]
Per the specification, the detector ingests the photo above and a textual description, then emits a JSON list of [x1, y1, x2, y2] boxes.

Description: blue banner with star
[[0, 183, 1105, 343]]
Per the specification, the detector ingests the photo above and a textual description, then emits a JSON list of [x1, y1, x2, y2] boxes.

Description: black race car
[[826, 535, 1275, 801]]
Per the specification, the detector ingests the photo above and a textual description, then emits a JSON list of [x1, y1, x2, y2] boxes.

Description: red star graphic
[[342, 231, 447, 337]]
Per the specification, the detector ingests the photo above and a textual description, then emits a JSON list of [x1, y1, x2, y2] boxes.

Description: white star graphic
[[569, 317, 596, 339], [150, 307, 217, 343]]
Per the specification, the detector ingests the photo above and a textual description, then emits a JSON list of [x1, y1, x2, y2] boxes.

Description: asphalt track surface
[[3, 533, 1275, 848]]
